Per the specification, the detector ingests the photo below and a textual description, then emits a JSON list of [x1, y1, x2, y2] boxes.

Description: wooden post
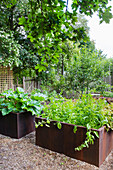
[[23, 77, 25, 91]]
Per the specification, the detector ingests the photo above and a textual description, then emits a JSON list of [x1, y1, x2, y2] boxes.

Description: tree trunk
[[111, 65, 113, 91], [61, 54, 64, 76], [9, 6, 15, 30]]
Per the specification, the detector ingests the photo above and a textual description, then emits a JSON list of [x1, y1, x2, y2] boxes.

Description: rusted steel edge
[[35, 117, 113, 167]]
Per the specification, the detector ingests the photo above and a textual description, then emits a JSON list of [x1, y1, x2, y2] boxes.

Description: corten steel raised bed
[[35, 117, 113, 167], [93, 96, 113, 104], [0, 111, 35, 139]]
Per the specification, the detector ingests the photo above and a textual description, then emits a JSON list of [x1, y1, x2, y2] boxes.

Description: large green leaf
[[2, 108, 12, 116], [16, 87, 24, 93], [7, 102, 14, 110], [31, 93, 47, 101]]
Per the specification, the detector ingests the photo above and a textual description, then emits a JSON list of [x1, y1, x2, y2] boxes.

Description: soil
[[0, 132, 113, 170]]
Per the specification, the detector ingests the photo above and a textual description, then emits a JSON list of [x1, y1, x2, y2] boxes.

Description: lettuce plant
[[0, 87, 46, 116]]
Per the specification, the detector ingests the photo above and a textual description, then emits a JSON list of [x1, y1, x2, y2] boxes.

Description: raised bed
[[93, 96, 113, 104], [35, 117, 113, 167], [0, 111, 35, 139]]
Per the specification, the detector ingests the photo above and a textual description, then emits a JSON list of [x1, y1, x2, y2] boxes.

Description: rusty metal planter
[[35, 117, 113, 167], [0, 111, 35, 139]]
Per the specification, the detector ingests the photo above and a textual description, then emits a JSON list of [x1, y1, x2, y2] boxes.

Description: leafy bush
[[30, 88, 48, 101], [36, 93, 113, 151], [0, 87, 46, 116], [102, 91, 113, 98]]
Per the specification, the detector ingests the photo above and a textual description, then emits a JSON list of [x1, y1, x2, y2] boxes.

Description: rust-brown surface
[[0, 111, 35, 138], [99, 127, 113, 166], [93, 96, 113, 104], [35, 117, 113, 167]]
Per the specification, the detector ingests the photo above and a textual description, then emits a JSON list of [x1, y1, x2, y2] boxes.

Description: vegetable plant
[[0, 87, 46, 116], [36, 93, 113, 151]]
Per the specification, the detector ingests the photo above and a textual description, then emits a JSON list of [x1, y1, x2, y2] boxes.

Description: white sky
[[68, 0, 113, 58], [86, 1, 113, 58]]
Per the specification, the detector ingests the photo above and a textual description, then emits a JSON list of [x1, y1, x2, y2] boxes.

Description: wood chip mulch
[[0, 132, 113, 170]]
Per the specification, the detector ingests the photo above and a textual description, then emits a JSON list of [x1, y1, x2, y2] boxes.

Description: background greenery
[[0, 0, 113, 95]]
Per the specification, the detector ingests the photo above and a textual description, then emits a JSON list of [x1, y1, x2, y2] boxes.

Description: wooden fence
[[0, 67, 113, 94], [0, 66, 14, 93], [23, 77, 39, 93]]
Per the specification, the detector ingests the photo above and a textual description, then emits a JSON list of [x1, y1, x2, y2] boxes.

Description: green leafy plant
[[0, 87, 46, 116], [30, 88, 48, 102], [36, 93, 113, 151], [102, 91, 113, 98]]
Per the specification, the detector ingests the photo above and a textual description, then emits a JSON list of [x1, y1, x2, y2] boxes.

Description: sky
[[86, 1, 113, 58]]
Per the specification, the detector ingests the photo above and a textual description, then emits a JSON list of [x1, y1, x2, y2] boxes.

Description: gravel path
[[0, 132, 113, 170]]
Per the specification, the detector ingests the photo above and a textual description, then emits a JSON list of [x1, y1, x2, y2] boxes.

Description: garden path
[[0, 132, 113, 170]]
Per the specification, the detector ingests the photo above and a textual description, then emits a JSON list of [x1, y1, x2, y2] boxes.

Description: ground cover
[[0, 132, 113, 170]]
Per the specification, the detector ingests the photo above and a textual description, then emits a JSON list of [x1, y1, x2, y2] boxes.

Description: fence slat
[[23, 77, 38, 93]]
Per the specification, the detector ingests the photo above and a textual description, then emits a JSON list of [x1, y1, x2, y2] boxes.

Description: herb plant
[[36, 93, 113, 151], [0, 87, 46, 116]]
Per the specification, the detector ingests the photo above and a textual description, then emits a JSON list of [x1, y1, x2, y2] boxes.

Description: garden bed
[[93, 96, 113, 104], [0, 111, 35, 139], [35, 117, 113, 167]]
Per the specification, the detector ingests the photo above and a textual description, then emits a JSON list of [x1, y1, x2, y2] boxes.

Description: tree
[[0, 0, 112, 88], [0, 30, 21, 67], [66, 46, 110, 94], [0, 0, 39, 81], [41, 39, 111, 95], [1, 0, 112, 69], [18, 0, 112, 70]]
